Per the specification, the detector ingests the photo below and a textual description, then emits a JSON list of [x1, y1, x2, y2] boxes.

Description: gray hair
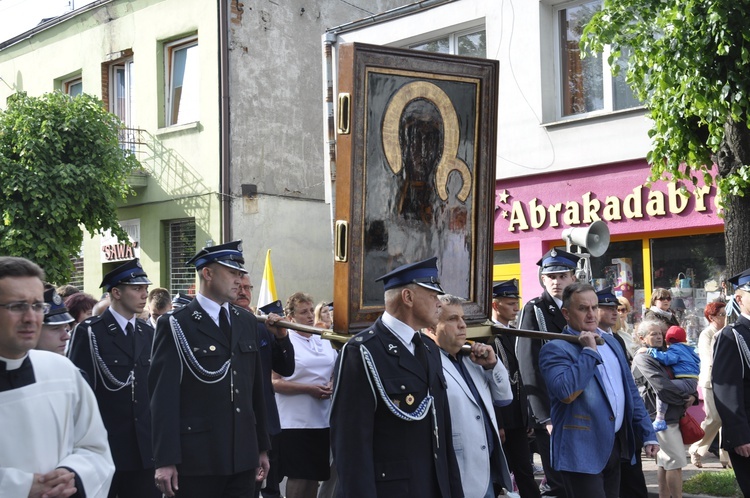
[[438, 294, 463, 307], [635, 318, 666, 339]]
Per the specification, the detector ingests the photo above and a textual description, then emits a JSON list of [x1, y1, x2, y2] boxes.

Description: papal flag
[[256, 249, 278, 310]]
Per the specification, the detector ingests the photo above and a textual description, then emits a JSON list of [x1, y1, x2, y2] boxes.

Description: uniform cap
[[493, 279, 520, 299], [537, 248, 580, 275], [375, 257, 444, 293], [186, 240, 247, 273], [172, 292, 193, 308], [100, 258, 152, 291], [43, 288, 75, 325], [729, 268, 750, 291], [258, 300, 284, 315], [596, 287, 618, 307]]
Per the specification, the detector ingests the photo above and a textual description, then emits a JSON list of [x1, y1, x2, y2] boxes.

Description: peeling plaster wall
[[227, 0, 411, 303]]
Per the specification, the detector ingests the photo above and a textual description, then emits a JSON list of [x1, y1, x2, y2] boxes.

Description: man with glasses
[[0, 256, 114, 497]]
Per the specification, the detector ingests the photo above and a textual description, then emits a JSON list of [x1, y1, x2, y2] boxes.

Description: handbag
[[679, 412, 704, 445]]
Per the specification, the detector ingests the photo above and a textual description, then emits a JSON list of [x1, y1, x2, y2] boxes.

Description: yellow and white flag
[[256, 249, 278, 310]]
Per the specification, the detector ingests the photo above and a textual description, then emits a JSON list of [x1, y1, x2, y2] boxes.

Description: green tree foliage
[[0, 92, 138, 283], [582, 0, 750, 275]]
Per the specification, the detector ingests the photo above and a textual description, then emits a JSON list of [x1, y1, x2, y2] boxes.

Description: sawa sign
[[498, 182, 719, 233], [100, 219, 141, 263]]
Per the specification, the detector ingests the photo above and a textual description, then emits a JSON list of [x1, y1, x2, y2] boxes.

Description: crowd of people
[[1, 245, 749, 498]]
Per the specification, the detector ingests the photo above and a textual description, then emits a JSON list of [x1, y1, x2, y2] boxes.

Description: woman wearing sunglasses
[[644, 288, 681, 328]]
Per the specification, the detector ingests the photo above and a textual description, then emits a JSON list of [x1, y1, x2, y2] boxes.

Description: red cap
[[665, 326, 687, 344]]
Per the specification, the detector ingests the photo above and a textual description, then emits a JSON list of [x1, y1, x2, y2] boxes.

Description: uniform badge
[[392, 398, 401, 408], [550, 249, 557, 257], [388, 343, 398, 353], [548, 305, 556, 314], [53, 293, 62, 305], [192, 311, 202, 321], [405, 394, 415, 406]]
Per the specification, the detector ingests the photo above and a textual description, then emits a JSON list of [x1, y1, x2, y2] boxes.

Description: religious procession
[[2, 1, 750, 498]]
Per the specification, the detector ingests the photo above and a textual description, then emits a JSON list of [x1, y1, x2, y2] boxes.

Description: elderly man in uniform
[[539, 283, 658, 498], [0, 256, 114, 498], [429, 293, 513, 497], [67, 258, 157, 498], [490, 280, 540, 498], [713, 268, 750, 495], [330, 257, 463, 498], [516, 249, 579, 498], [149, 241, 272, 498]]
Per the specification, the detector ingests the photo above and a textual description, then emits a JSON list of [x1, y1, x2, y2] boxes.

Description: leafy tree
[[582, 0, 750, 276], [0, 92, 137, 283]]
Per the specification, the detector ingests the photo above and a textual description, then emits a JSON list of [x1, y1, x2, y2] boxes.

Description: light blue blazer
[[441, 352, 513, 497], [539, 328, 655, 474]]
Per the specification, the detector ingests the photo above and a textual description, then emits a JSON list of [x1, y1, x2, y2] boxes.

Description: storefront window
[[650, 233, 725, 342]]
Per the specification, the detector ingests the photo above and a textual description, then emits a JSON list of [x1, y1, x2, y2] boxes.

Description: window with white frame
[[110, 59, 135, 127], [63, 76, 83, 97], [166, 36, 199, 126], [408, 26, 486, 58], [556, 0, 640, 118]]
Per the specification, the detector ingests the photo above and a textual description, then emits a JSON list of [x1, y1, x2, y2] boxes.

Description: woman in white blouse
[[272, 292, 338, 498]]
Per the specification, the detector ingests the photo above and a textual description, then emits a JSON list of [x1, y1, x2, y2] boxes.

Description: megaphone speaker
[[562, 220, 610, 257]]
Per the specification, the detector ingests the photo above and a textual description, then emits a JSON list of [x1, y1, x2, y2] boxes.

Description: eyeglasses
[[656, 296, 672, 301], [0, 301, 51, 314], [716, 312, 727, 317]]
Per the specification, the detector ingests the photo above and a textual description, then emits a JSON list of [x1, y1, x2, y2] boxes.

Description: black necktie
[[411, 332, 430, 375], [219, 307, 231, 342], [125, 323, 135, 356]]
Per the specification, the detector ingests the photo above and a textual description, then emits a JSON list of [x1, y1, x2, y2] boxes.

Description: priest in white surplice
[[0, 257, 114, 498]]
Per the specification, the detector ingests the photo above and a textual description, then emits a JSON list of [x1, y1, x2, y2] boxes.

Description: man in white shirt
[[0, 256, 113, 498]]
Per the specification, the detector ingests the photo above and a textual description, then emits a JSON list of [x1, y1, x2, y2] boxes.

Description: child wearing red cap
[[646, 326, 700, 431]]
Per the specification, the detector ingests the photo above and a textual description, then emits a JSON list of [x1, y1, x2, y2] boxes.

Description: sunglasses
[[656, 296, 672, 301], [617, 307, 627, 312]]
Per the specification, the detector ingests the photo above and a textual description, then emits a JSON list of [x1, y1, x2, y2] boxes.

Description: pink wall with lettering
[[494, 159, 723, 298]]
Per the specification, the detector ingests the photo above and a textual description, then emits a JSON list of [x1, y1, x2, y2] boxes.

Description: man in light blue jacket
[[429, 294, 515, 498], [539, 283, 658, 498]]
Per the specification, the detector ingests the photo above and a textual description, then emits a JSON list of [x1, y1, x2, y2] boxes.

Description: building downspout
[[218, 0, 231, 242], [323, 32, 337, 221]]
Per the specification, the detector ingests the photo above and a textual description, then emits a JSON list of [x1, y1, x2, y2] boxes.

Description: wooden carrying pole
[[256, 315, 603, 346]]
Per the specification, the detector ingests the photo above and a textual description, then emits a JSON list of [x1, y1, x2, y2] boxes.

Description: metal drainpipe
[[218, 0, 231, 242], [323, 32, 338, 222]]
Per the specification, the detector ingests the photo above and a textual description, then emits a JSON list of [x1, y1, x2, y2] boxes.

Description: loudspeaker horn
[[562, 220, 610, 257]]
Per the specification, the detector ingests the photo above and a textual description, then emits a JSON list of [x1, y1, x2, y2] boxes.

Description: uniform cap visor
[[44, 311, 75, 325], [216, 260, 248, 273], [541, 265, 575, 274], [414, 281, 445, 294]]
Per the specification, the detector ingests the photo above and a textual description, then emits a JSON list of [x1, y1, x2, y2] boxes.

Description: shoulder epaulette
[[82, 314, 103, 327]]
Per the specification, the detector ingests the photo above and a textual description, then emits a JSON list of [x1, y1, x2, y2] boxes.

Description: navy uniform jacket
[[67, 309, 155, 471], [330, 318, 463, 498], [148, 298, 270, 476], [257, 323, 295, 435], [713, 315, 750, 450], [516, 290, 566, 423], [491, 330, 530, 431]]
